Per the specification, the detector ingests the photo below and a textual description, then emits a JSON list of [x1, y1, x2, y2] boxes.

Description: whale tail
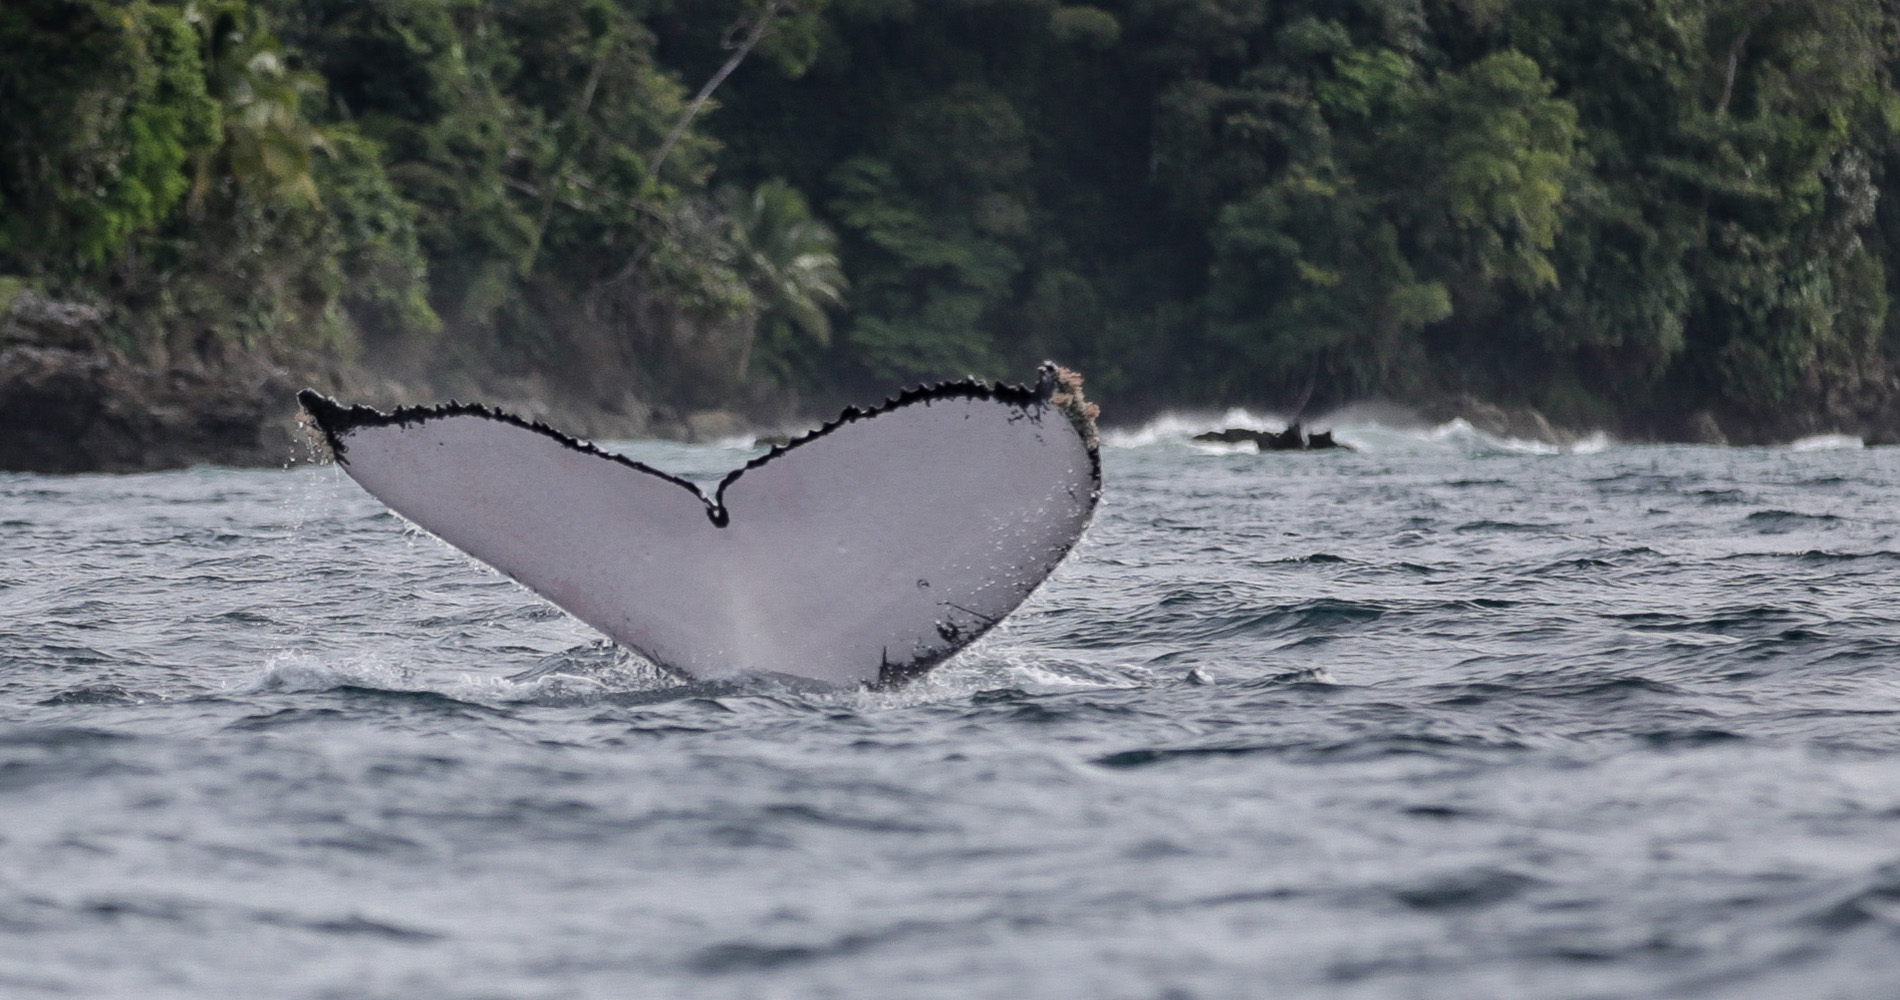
[[300, 367, 1100, 687]]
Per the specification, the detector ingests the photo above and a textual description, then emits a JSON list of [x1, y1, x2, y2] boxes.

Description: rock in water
[[299, 366, 1101, 687], [1190, 423, 1351, 451]]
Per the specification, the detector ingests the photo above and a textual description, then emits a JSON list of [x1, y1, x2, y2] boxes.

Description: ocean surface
[[6, 410, 1900, 999]]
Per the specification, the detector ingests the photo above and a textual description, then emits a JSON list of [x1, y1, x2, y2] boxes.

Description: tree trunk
[[649, 1, 786, 180]]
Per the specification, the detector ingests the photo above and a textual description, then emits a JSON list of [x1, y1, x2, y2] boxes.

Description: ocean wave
[[1101, 407, 1286, 448], [1791, 434, 1864, 451], [1102, 409, 1611, 456]]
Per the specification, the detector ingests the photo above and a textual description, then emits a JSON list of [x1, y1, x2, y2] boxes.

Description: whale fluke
[[298, 367, 1100, 687]]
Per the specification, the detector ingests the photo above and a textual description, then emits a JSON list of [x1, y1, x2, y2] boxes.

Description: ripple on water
[[6, 439, 1900, 997], [1743, 509, 1846, 533]]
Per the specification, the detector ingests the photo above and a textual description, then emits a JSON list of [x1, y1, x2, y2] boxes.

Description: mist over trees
[[3, 0, 1898, 437]]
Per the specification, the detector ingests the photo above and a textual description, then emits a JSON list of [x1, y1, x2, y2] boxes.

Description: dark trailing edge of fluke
[[297, 365, 1100, 688], [298, 363, 1101, 531]]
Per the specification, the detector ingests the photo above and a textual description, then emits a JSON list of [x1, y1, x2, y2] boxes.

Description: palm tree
[[189, 3, 328, 210], [718, 179, 846, 380]]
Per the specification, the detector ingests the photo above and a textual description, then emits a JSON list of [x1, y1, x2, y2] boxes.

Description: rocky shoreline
[[0, 293, 770, 474], [0, 294, 305, 473], [1420, 393, 1900, 449], [5, 291, 1899, 474]]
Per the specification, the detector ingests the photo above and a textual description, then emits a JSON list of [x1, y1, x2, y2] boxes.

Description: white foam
[[239, 646, 691, 707], [1569, 432, 1613, 455], [1424, 418, 1562, 455], [1102, 408, 1285, 448], [236, 643, 1156, 715], [240, 651, 421, 694], [1106, 409, 1615, 456], [1187, 440, 1260, 456], [1790, 434, 1863, 452]]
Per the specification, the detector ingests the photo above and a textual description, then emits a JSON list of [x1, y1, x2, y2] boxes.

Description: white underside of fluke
[[300, 371, 1100, 687]]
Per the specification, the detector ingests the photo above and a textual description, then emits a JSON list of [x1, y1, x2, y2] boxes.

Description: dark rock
[[1432, 396, 1568, 445], [1192, 427, 1261, 445], [1190, 422, 1352, 451], [0, 344, 301, 474], [0, 287, 322, 473], [685, 409, 746, 442], [1262, 424, 1306, 450], [2, 292, 103, 350]]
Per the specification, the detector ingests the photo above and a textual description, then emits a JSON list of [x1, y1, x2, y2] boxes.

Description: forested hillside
[[4, 0, 1898, 442]]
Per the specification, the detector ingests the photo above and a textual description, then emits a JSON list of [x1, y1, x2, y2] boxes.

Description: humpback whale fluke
[[298, 366, 1101, 687]]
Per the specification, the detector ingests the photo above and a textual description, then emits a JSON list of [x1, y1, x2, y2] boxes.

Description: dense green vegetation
[[4, 0, 1899, 435]]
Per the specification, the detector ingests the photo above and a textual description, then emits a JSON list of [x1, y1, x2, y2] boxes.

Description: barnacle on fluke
[[1047, 365, 1101, 454], [299, 366, 1100, 687]]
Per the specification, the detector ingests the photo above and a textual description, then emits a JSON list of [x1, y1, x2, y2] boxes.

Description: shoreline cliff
[[7, 292, 1900, 475]]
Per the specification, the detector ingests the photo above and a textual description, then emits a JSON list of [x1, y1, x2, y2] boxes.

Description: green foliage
[[1408, 50, 1579, 292], [753, 0, 832, 78], [830, 157, 1011, 380], [0, 1, 220, 270], [1050, 6, 1120, 49], [259, 0, 734, 384], [1493, 0, 1894, 421], [7, 0, 1900, 435], [1208, 171, 1448, 395], [1191, 24, 1577, 402], [317, 128, 440, 343], [718, 179, 847, 382], [193, 1, 330, 208]]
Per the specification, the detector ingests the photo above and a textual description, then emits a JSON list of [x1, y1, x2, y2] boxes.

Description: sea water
[[5, 415, 1900, 999]]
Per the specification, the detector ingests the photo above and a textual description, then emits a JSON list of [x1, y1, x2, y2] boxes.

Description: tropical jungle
[[4, 0, 1900, 467]]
